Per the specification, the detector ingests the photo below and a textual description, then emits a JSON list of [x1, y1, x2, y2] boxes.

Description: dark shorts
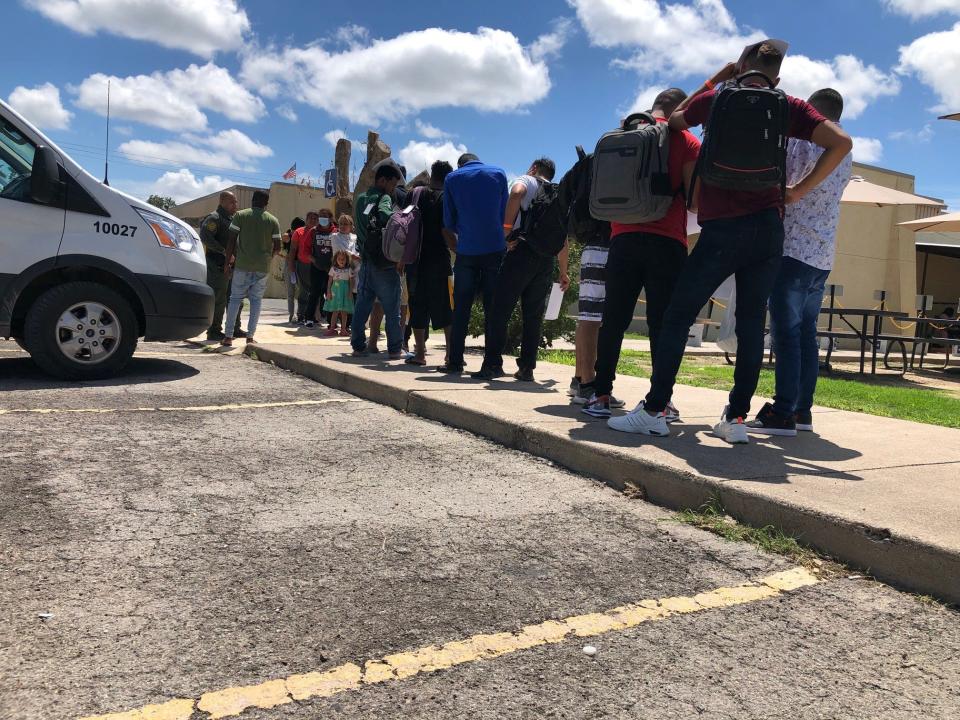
[[408, 260, 452, 330]]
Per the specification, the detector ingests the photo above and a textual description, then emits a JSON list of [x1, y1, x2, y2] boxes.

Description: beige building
[[171, 181, 336, 299]]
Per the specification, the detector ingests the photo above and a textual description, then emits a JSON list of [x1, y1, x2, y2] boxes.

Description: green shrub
[[466, 243, 581, 353]]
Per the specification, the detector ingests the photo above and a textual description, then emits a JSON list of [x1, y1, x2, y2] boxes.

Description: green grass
[[539, 348, 960, 429], [674, 497, 820, 567], [622, 332, 649, 341]]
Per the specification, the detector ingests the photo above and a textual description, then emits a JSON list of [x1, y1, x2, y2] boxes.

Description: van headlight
[[136, 209, 199, 253]]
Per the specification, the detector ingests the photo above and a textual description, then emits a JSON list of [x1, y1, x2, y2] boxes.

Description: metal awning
[[915, 231, 960, 260]]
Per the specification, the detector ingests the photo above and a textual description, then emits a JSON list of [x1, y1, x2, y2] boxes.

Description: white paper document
[[544, 283, 565, 321]]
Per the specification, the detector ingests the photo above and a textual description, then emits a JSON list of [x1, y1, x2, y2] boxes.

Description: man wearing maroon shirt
[[581, 88, 700, 421], [606, 41, 852, 444]]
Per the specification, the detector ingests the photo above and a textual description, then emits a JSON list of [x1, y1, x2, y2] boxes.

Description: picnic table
[[818, 307, 909, 375], [905, 316, 960, 370]]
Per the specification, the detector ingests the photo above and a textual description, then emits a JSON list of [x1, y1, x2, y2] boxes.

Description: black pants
[[306, 264, 330, 321], [593, 232, 687, 396], [483, 244, 555, 372], [296, 261, 312, 320], [645, 208, 784, 419]]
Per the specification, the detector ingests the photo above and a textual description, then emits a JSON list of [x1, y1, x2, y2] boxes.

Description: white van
[[0, 99, 213, 380]]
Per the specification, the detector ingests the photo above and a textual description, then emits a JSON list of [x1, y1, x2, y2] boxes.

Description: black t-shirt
[[312, 228, 335, 271], [416, 187, 450, 269]]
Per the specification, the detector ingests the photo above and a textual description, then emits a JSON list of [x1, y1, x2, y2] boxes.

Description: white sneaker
[[665, 401, 681, 424], [607, 401, 670, 436], [712, 406, 749, 444]]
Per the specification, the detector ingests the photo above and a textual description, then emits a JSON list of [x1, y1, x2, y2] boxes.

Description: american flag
[[282, 163, 297, 180]]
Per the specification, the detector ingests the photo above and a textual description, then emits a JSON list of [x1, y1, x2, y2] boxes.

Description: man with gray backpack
[[605, 40, 852, 443], [472, 158, 571, 381], [579, 89, 701, 420]]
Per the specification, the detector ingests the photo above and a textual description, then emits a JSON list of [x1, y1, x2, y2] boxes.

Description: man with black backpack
[[350, 163, 405, 360], [607, 40, 852, 444], [580, 89, 701, 420], [471, 158, 571, 381]]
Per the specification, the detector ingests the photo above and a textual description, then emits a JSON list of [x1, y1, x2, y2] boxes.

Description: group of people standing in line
[[201, 38, 855, 445]]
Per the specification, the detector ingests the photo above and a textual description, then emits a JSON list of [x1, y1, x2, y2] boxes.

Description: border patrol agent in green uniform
[[201, 191, 244, 340]]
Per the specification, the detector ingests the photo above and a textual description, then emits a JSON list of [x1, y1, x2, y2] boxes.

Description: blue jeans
[[645, 208, 784, 420], [351, 262, 402, 353], [449, 251, 505, 368], [769, 256, 830, 417], [225, 270, 268, 339]]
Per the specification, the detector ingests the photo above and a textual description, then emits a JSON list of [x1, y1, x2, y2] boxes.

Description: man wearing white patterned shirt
[[748, 89, 853, 436]]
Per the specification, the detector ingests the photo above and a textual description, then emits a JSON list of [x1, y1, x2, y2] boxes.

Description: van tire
[[24, 281, 138, 380]]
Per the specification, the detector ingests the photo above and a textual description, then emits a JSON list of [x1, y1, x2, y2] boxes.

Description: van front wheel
[[24, 281, 138, 380]]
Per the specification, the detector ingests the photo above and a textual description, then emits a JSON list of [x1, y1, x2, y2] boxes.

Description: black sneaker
[[206, 330, 225, 341], [513, 367, 534, 382], [437, 363, 465, 375], [234, 328, 248, 338], [746, 403, 797, 437], [795, 410, 814, 432], [471, 366, 505, 380]]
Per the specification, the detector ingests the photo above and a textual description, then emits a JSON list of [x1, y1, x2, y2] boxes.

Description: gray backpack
[[589, 112, 675, 224]]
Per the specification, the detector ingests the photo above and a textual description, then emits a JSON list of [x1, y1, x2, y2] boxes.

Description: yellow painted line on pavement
[[78, 567, 820, 720], [0, 399, 363, 416]]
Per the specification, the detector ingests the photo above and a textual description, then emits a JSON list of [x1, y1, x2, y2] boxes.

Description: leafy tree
[[147, 194, 177, 211], [467, 242, 580, 353]]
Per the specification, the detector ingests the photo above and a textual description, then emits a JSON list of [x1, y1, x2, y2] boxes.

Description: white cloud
[[898, 23, 960, 113], [7, 83, 73, 130], [24, 0, 249, 57], [568, 0, 765, 78], [625, 86, 664, 116], [275, 105, 298, 122], [324, 130, 347, 146], [889, 124, 935, 143], [74, 63, 266, 132], [529, 17, 575, 62], [415, 119, 451, 140], [852, 137, 884, 164], [118, 129, 272, 172], [779, 54, 901, 119], [397, 140, 469, 176], [570, 0, 900, 118], [333, 24, 370, 48], [148, 169, 237, 203], [884, 0, 960, 18], [241, 27, 554, 125]]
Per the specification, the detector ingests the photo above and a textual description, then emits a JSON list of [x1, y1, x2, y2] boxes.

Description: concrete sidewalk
[[204, 308, 960, 604]]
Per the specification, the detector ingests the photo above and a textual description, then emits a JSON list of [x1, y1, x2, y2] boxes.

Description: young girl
[[324, 250, 356, 336]]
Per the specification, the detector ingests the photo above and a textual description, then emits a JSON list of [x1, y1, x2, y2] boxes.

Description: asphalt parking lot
[[1, 340, 958, 720]]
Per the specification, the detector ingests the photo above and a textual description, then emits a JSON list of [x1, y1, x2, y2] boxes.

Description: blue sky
[[6, 0, 960, 207]]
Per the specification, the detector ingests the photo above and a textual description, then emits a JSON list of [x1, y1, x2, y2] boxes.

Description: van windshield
[[0, 118, 37, 201]]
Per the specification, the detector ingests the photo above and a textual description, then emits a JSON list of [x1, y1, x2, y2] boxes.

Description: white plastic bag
[[715, 279, 738, 354]]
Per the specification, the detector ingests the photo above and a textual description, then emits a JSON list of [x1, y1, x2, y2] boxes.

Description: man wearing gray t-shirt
[[472, 158, 571, 382]]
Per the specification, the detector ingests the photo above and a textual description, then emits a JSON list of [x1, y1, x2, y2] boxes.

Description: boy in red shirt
[[607, 41, 852, 443], [581, 88, 701, 420]]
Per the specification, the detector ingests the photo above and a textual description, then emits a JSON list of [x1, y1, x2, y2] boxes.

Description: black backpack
[[514, 179, 567, 258], [360, 192, 395, 270], [557, 148, 610, 247], [695, 71, 790, 197]]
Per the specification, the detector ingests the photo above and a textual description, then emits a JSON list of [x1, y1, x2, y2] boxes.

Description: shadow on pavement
[[0, 356, 200, 392], [558, 407, 864, 484]]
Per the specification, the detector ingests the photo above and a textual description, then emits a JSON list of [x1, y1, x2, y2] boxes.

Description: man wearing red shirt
[[607, 41, 852, 443], [581, 88, 700, 421], [287, 210, 319, 324]]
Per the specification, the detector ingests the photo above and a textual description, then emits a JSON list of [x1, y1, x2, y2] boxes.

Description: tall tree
[[147, 195, 177, 211]]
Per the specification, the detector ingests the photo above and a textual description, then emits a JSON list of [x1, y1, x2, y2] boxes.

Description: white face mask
[[317, 218, 330, 228]]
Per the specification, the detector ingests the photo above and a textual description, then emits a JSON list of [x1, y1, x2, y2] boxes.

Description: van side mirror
[[31, 146, 63, 205]]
